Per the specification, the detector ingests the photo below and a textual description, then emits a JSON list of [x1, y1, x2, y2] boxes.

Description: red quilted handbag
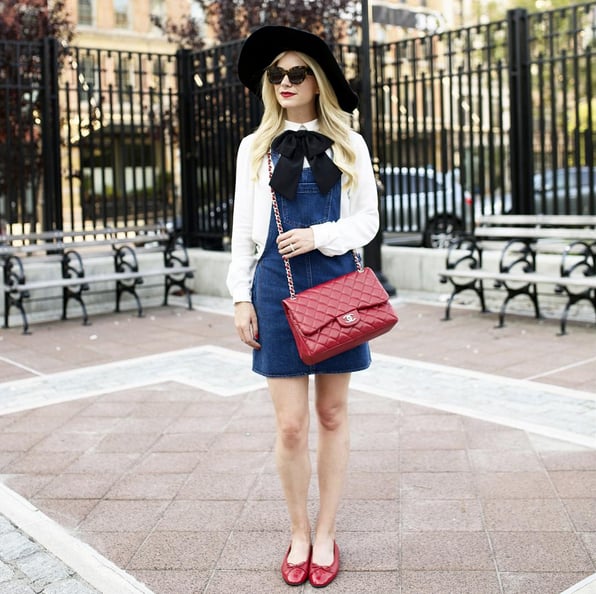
[[282, 266, 398, 364], [267, 152, 398, 365]]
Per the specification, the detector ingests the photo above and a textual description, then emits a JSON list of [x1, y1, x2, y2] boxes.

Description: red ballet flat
[[309, 542, 340, 588], [281, 544, 312, 586]]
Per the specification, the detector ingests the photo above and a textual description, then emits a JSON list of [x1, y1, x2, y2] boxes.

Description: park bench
[[438, 214, 596, 334], [1, 224, 195, 333]]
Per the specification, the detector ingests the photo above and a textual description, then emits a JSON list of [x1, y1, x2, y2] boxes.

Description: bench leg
[[3, 293, 8, 329], [62, 287, 90, 325], [116, 281, 144, 317], [478, 282, 488, 314], [4, 292, 31, 334], [164, 273, 193, 310], [497, 295, 512, 328], [558, 290, 596, 336], [441, 280, 487, 321], [559, 301, 572, 336], [442, 293, 455, 321], [497, 284, 541, 328], [18, 302, 31, 335], [4, 256, 31, 334], [530, 284, 541, 320]]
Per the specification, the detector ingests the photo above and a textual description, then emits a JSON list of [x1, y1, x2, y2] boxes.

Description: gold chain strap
[[268, 152, 297, 299], [266, 151, 362, 301]]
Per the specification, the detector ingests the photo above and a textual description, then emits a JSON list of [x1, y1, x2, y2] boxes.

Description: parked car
[[533, 166, 595, 215], [379, 166, 472, 248], [476, 166, 596, 218]]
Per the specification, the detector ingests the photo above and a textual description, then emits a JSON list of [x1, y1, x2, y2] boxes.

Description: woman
[[227, 26, 379, 588]]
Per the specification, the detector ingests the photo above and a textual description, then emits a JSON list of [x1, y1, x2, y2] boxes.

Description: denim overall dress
[[252, 155, 371, 377]]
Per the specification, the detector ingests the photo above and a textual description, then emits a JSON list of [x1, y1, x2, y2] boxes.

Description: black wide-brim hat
[[237, 26, 359, 113]]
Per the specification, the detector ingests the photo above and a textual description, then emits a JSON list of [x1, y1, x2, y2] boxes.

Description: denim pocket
[[279, 181, 333, 229]]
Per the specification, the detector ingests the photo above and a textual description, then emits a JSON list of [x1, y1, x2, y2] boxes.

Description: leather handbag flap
[[283, 267, 389, 336], [337, 309, 360, 327]]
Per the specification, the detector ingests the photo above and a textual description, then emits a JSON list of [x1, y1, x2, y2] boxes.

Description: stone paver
[[0, 515, 99, 593], [0, 296, 595, 594]]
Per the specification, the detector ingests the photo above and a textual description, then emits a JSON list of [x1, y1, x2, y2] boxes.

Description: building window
[[151, 0, 164, 18], [117, 55, 131, 87], [113, 0, 129, 28], [150, 0, 165, 32], [79, 55, 96, 87], [78, 0, 92, 26]]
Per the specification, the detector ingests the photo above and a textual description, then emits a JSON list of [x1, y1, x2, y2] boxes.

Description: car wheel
[[423, 214, 464, 248]]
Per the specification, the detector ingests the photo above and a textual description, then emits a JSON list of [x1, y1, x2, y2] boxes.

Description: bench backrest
[[1, 224, 171, 257], [476, 214, 596, 228]]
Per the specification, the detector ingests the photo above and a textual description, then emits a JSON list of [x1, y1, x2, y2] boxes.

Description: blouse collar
[[284, 118, 319, 132]]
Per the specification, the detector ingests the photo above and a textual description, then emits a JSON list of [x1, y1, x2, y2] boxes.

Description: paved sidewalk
[[0, 511, 100, 594], [0, 295, 595, 594]]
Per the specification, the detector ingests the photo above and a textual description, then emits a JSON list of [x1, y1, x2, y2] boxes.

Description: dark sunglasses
[[266, 65, 314, 85]]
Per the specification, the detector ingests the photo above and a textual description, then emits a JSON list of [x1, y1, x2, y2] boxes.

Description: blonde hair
[[250, 51, 357, 191]]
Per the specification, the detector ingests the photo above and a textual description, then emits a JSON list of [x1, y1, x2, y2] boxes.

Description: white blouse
[[226, 119, 379, 303]]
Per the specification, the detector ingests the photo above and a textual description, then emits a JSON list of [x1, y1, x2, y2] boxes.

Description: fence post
[[507, 9, 534, 214], [176, 49, 200, 246], [41, 37, 63, 230], [360, 0, 396, 296]]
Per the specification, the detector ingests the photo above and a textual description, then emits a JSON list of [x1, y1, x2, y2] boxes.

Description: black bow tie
[[269, 130, 342, 200]]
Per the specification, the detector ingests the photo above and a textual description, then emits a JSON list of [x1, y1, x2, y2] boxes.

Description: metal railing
[[372, 4, 595, 246], [1, 4, 594, 249], [60, 45, 181, 231]]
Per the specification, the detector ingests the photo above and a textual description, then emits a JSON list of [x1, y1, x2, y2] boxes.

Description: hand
[[277, 228, 315, 259], [234, 301, 261, 350]]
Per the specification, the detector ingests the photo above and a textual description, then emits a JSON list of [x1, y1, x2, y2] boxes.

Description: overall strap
[[266, 151, 362, 300]]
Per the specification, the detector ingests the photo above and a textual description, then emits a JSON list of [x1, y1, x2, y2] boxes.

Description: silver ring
[[290, 243, 295, 252]]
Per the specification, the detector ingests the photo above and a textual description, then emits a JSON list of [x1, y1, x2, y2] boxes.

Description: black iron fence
[[0, 38, 58, 233], [372, 4, 595, 246], [177, 41, 260, 249], [1, 3, 594, 249], [0, 38, 180, 234], [59, 44, 182, 232], [60, 47, 180, 230]]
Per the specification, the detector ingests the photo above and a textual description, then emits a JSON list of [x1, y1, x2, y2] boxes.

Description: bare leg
[[268, 376, 312, 564], [312, 372, 351, 566]]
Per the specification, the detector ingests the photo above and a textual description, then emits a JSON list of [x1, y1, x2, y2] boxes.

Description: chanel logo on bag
[[338, 310, 360, 327]]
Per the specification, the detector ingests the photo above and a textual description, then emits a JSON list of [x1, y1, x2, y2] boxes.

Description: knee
[[316, 402, 347, 432], [277, 418, 308, 450]]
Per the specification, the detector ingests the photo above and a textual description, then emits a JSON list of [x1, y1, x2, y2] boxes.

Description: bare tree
[[152, 0, 359, 50], [0, 0, 74, 41], [0, 0, 75, 227]]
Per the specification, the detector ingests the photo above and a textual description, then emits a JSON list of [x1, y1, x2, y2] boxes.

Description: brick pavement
[[0, 295, 595, 594], [0, 512, 99, 594]]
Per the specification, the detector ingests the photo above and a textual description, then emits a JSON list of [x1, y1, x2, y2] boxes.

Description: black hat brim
[[237, 26, 358, 114]]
